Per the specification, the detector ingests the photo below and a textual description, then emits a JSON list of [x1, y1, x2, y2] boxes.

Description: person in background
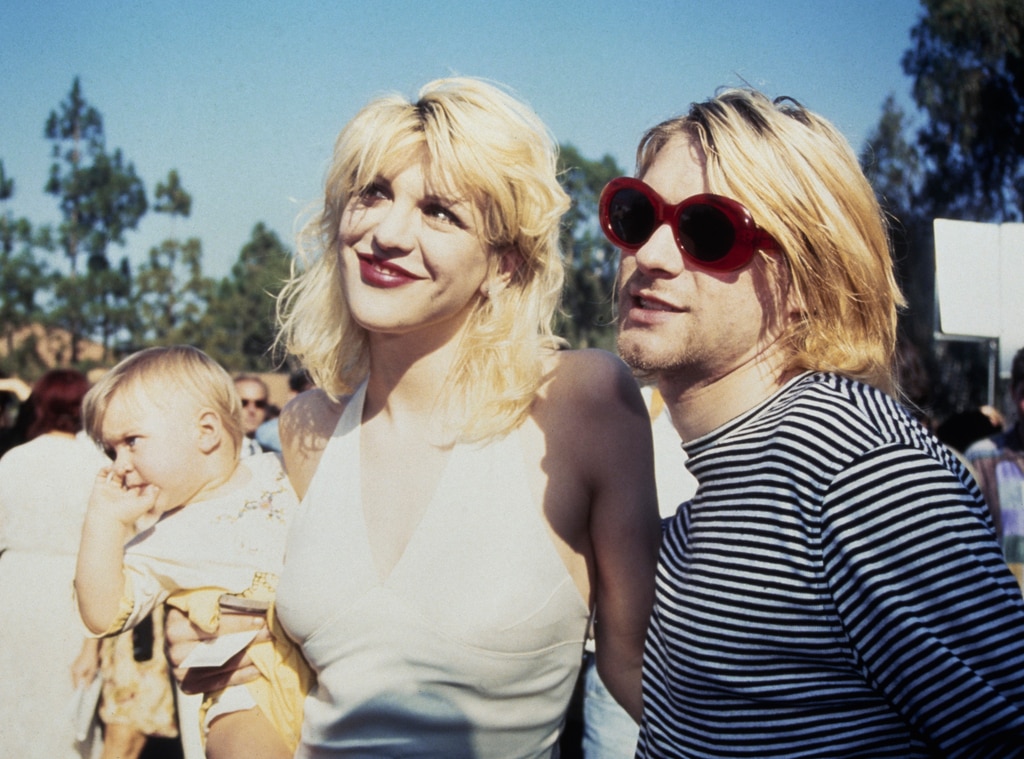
[[93, 593, 179, 759], [0, 375, 33, 458], [606, 87, 1024, 757], [256, 370, 313, 453], [967, 345, 1024, 591], [0, 375, 31, 423], [234, 375, 270, 457], [934, 408, 1002, 457], [0, 369, 107, 758]]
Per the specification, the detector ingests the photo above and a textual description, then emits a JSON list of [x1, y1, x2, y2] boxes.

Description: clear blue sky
[[2, 0, 923, 279]]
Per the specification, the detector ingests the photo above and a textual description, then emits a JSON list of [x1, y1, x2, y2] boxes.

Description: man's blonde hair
[[637, 88, 905, 396], [276, 77, 570, 441], [83, 345, 244, 456]]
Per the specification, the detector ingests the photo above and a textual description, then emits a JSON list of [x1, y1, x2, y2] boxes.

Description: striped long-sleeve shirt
[[637, 372, 1024, 758]]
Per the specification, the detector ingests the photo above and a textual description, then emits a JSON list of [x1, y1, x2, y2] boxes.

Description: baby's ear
[[196, 409, 224, 454]]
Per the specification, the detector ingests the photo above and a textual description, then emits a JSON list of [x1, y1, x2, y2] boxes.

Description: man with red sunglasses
[[609, 88, 1024, 757]]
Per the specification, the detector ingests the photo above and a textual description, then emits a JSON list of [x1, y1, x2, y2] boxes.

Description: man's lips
[[624, 288, 680, 313]]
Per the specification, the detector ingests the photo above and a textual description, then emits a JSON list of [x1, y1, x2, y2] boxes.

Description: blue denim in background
[[581, 654, 639, 758]]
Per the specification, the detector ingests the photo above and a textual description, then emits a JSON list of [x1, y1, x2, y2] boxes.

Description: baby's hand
[[89, 467, 161, 526], [70, 639, 99, 688]]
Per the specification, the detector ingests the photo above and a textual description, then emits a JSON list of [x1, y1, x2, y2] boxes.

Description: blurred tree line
[[861, 0, 1023, 423], [1, 0, 1021, 432], [0, 77, 309, 379]]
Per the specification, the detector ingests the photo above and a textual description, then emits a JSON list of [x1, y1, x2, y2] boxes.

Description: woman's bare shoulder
[[279, 388, 352, 499], [538, 348, 644, 412], [281, 388, 347, 435]]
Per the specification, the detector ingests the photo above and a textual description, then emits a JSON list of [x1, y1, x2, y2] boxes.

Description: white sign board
[[934, 218, 1024, 378]]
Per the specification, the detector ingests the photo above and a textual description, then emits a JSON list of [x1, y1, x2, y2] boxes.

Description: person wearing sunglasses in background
[[234, 375, 270, 458], [603, 88, 1024, 757]]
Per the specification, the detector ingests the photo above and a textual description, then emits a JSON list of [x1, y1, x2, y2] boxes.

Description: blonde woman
[[274, 76, 660, 757], [170, 77, 660, 758]]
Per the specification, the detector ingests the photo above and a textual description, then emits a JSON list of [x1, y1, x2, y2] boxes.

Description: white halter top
[[276, 381, 590, 757]]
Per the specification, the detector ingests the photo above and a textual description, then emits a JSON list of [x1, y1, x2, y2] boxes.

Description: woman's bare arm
[[540, 350, 661, 722]]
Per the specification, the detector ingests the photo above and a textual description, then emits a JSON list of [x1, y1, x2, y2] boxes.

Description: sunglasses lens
[[608, 187, 656, 247], [677, 204, 736, 263]]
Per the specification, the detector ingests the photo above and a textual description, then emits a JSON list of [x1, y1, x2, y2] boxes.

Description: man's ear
[[196, 409, 223, 454], [774, 259, 804, 325]]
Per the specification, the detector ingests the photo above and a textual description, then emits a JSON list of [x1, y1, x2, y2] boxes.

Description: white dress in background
[[0, 433, 107, 758]]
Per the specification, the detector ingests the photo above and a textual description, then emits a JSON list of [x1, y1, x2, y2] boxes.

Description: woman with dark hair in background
[[0, 369, 178, 759], [0, 369, 107, 757]]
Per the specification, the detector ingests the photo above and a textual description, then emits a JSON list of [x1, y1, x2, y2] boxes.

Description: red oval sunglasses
[[599, 177, 778, 272]]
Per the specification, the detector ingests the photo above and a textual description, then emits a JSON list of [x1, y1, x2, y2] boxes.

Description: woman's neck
[[364, 325, 465, 423]]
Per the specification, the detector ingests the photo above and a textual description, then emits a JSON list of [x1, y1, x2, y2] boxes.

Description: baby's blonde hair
[[276, 77, 570, 442], [83, 345, 244, 456], [637, 88, 906, 396]]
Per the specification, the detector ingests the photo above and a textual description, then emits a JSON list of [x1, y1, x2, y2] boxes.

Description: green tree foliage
[[201, 223, 291, 372], [135, 237, 209, 346], [134, 171, 212, 347], [43, 78, 148, 361], [153, 169, 192, 218], [84, 256, 136, 363], [44, 78, 147, 271], [0, 161, 54, 372], [861, 96, 933, 344], [861, 0, 1024, 418], [861, 95, 923, 219], [555, 144, 624, 350], [902, 0, 1024, 220]]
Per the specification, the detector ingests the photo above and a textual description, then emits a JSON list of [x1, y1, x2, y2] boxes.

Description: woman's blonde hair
[[637, 88, 906, 396], [83, 345, 244, 456], [276, 77, 570, 441]]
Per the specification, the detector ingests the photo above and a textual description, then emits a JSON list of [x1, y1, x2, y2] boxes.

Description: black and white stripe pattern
[[638, 373, 1024, 758]]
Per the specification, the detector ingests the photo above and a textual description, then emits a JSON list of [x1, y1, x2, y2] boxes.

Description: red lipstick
[[357, 254, 419, 288]]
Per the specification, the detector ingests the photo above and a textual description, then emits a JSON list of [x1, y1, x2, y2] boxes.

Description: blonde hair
[[83, 345, 244, 456], [637, 88, 906, 396], [276, 77, 570, 441]]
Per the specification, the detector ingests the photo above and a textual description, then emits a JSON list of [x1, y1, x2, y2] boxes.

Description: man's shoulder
[[786, 372, 902, 413], [767, 372, 924, 446], [770, 372, 879, 416]]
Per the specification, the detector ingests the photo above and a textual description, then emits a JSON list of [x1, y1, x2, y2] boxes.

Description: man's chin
[[617, 333, 661, 376]]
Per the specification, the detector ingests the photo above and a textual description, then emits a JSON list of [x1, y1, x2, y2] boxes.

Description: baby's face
[[101, 390, 206, 512]]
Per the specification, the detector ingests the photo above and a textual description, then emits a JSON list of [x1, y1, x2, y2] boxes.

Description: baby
[[74, 346, 309, 759]]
